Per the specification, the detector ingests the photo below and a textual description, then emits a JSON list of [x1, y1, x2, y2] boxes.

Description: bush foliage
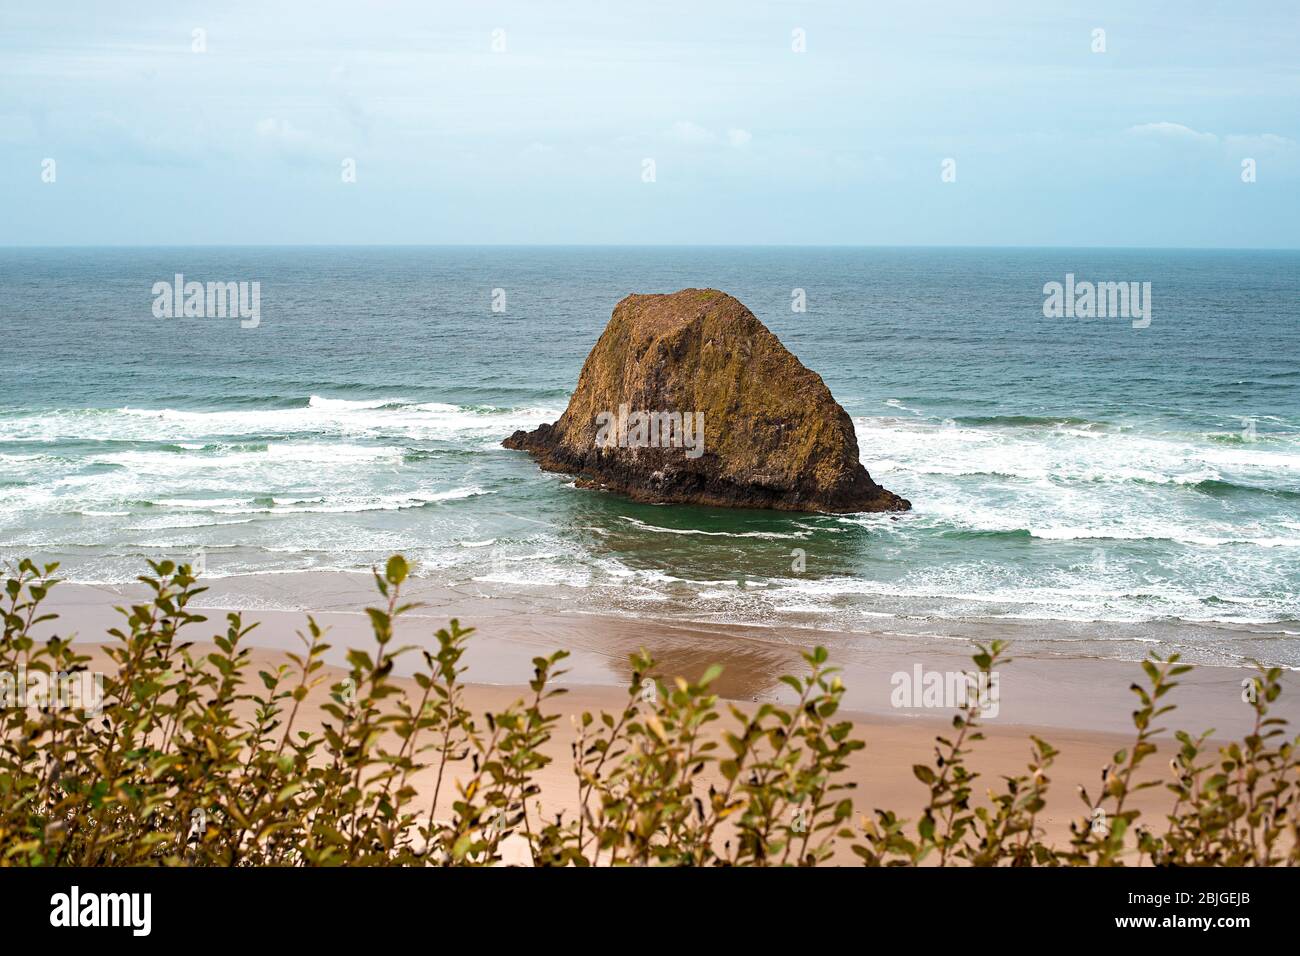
[[1, 556, 1296, 866]]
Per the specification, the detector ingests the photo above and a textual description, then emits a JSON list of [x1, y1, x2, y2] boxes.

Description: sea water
[[1, 246, 1297, 665]]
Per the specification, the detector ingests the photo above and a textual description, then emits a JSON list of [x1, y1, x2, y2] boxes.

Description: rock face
[[503, 289, 910, 514]]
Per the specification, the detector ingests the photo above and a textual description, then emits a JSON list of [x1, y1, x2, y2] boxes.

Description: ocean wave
[[854, 416, 1300, 489], [954, 414, 1104, 429], [305, 395, 408, 411], [1186, 478, 1300, 501], [472, 566, 592, 589], [0, 396, 564, 446], [618, 516, 809, 540], [155, 486, 489, 515], [1023, 526, 1299, 547], [8, 396, 1299, 640], [729, 573, 1297, 629], [913, 500, 1300, 548]]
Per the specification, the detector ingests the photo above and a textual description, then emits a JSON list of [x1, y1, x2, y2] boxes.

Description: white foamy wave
[[744, 570, 1295, 628], [854, 416, 1300, 487], [207, 487, 487, 515], [592, 557, 683, 584], [473, 566, 592, 588], [619, 516, 808, 540], [306, 396, 405, 411], [0, 397, 564, 446], [156, 497, 257, 509]]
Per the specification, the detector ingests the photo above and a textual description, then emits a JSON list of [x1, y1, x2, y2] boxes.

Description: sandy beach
[[33, 572, 1300, 863]]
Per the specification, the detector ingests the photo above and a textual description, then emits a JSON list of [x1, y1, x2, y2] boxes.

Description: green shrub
[[1, 556, 1296, 866]]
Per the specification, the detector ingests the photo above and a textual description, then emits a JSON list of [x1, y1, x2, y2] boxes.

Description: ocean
[[2, 246, 1297, 666]]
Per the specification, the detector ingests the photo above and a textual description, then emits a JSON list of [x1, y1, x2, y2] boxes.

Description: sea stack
[[503, 289, 910, 514]]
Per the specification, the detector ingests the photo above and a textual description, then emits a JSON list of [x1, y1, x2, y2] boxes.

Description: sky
[[1, 0, 1297, 247]]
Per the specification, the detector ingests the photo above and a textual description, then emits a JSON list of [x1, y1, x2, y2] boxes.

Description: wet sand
[[42, 572, 1299, 737]]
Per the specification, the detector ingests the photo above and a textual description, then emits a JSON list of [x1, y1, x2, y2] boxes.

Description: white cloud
[[726, 128, 752, 148], [1125, 123, 1298, 170], [667, 120, 717, 144], [1127, 121, 1218, 145], [1224, 132, 1297, 152]]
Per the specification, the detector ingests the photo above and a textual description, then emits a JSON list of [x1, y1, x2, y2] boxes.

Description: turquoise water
[[1, 246, 1298, 664]]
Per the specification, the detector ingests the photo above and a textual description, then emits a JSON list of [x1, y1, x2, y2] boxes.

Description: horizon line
[[3, 242, 1299, 252]]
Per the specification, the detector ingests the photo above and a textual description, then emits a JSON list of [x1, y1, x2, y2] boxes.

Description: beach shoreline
[[39, 572, 1299, 739]]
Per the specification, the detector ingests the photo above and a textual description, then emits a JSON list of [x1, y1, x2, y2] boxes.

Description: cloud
[[1127, 122, 1218, 145], [1124, 123, 1298, 171], [667, 120, 716, 144], [662, 122, 752, 150], [1126, 121, 1298, 155], [1224, 132, 1297, 152]]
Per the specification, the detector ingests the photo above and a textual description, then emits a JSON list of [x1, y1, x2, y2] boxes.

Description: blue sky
[[2, 0, 1297, 246]]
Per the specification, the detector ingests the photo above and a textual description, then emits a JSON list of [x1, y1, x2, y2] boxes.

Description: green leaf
[[386, 554, 409, 586]]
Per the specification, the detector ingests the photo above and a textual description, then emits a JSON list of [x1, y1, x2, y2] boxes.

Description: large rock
[[503, 289, 910, 513]]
